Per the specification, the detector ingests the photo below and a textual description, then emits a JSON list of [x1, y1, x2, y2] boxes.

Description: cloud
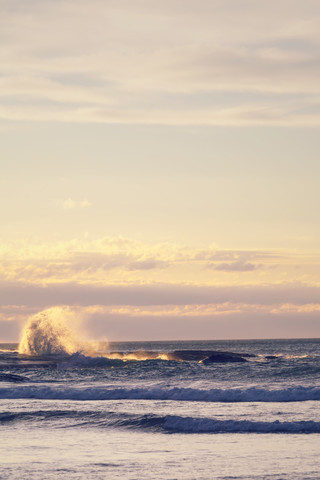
[[57, 198, 91, 209], [0, 236, 178, 285], [127, 259, 169, 271], [1, 0, 320, 126], [2, 102, 320, 127], [210, 261, 263, 272], [2, 299, 320, 341], [89, 310, 320, 341], [1, 281, 320, 308], [0, 236, 317, 287], [1, 266, 320, 340]]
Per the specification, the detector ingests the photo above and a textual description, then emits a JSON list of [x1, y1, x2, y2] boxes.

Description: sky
[[1, 0, 320, 341]]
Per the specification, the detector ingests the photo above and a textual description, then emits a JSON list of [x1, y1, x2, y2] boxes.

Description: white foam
[[18, 307, 83, 355], [18, 307, 104, 357]]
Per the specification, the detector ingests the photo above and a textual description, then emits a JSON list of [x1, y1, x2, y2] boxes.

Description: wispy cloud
[[210, 261, 263, 272], [0, 235, 319, 340], [0, 233, 319, 340], [1, 281, 320, 308], [2, 282, 320, 340], [57, 198, 91, 209], [1, 0, 320, 126], [0, 236, 318, 287]]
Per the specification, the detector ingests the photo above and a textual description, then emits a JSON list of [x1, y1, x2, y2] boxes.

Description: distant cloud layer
[[0, 235, 314, 286], [0, 235, 319, 340], [1, 282, 320, 341], [1, 281, 320, 308], [1, 0, 320, 126], [210, 261, 262, 272]]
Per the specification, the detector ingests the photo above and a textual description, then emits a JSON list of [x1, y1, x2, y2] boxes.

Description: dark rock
[[202, 353, 247, 363], [265, 355, 278, 360], [168, 350, 252, 362], [168, 350, 218, 361]]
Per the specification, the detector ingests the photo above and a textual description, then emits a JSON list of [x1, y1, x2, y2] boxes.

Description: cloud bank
[[1, 0, 320, 126], [0, 236, 312, 287], [0, 236, 319, 340]]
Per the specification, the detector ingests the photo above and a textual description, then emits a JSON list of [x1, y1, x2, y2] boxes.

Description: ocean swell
[[1, 409, 319, 434], [1, 385, 320, 402], [162, 416, 320, 434]]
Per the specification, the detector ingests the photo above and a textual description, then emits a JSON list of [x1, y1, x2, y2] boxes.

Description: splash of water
[[18, 308, 171, 360], [18, 307, 86, 356]]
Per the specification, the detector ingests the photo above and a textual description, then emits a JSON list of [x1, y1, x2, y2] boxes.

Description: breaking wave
[[0, 373, 29, 383], [18, 307, 106, 356], [1, 409, 319, 434], [1, 385, 320, 402], [162, 416, 320, 434], [18, 307, 82, 355]]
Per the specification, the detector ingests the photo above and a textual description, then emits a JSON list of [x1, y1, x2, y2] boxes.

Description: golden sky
[[1, 0, 320, 340]]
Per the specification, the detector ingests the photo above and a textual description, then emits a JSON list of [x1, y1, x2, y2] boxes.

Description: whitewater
[[0, 309, 320, 479]]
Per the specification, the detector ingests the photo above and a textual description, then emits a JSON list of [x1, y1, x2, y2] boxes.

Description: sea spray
[[19, 308, 167, 360], [18, 307, 85, 355]]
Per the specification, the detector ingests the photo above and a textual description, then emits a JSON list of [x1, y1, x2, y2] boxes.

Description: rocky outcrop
[[167, 350, 254, 363], [202, 352, 247, 363], [167, 350, 218, 361]]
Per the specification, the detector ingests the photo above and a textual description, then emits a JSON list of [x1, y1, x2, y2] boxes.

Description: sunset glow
[[1, 0, 320, 340]]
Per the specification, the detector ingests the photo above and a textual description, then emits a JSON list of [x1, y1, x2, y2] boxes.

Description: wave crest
[[18, 307, 84, 356], [1, 385, 320, 402], [1, 409, 319, 434]]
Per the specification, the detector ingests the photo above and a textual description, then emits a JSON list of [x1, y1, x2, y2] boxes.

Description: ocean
[[1, 337, 320, 479]]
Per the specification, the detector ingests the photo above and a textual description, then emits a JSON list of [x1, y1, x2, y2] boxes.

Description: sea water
[[0, 337, 320, 479]]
